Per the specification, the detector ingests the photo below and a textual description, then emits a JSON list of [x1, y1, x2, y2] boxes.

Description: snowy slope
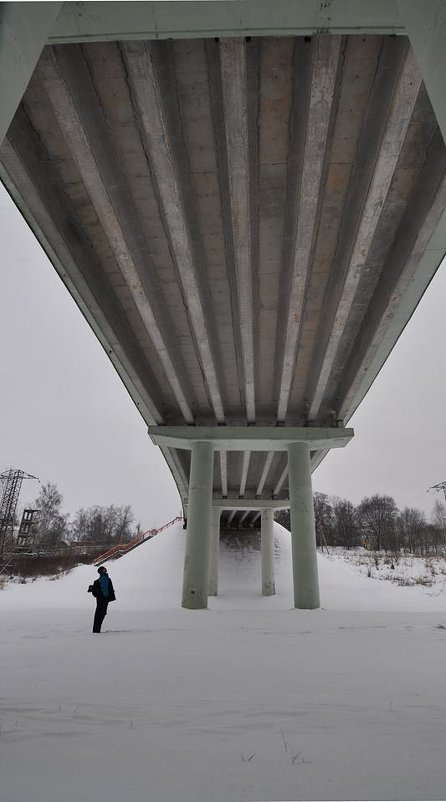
[[2, 521, 445, 612]]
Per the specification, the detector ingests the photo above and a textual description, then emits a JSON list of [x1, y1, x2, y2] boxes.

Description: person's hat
[[97, 566, 107, 574]]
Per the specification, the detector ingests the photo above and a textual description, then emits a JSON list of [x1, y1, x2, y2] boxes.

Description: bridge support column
[[182, 441, 214, 609], [287, 442, 320, 610], [261, 508, 275, 596], [209, 506, 220, 596]]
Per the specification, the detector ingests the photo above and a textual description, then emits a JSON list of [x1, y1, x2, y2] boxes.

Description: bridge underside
[[1, 31, 446, 534]]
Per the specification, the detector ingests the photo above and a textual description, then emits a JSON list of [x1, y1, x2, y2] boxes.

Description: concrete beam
[[220, 38, 256, 422], [50, 2, 403, 44], [0, 2, 61, 146], [337, 136, 446, 423], [239, 450, 251, 497], [273, 464, 289, 497], [309, 43, 422, 420], [39, 46, 194, 424], [277, 35, 342, 422], [256, 452, 275, 497], [238, 510, 251, 526], [148, 425, 354, 451], [122, 41, 225, 423], [214, 498, 290, 510]]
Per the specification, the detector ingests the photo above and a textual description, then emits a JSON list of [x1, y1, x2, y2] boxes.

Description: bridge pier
[[288, 442, 320, 610], [209, 506, 220, 596], [261, 508, 275, 596], [181, 441, 214, 609], [150, 427, 352, 610]]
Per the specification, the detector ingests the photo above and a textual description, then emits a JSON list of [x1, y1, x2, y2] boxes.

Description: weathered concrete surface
[[1, 33, 446, 527]]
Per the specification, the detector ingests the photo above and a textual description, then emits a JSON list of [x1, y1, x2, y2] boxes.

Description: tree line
[[28, 482, 138, 550], [275, 493, 446, 557]]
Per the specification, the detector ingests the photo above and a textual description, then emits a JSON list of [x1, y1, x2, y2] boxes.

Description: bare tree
[[313, 493, 333, 549], [331, 497, 359, 549], [357, 495, 398, 552], [33, 482, 68, 549]]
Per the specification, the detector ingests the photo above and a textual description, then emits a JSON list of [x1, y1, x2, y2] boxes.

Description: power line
[[427, 481, 446, 502]]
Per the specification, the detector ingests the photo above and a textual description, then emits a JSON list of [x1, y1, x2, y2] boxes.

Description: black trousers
[[93, 599, 109, 632]]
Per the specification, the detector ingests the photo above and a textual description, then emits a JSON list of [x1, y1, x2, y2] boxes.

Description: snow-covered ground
[[2, 522, 446, 802]]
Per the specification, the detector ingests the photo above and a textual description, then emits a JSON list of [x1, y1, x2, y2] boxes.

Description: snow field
[[2, 522, 446, 801]]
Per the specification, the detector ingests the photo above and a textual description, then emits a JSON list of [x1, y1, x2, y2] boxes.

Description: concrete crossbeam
[[50, 2, 404, 44], [215, 499, 290, 510], [149, 425, 354, 451]]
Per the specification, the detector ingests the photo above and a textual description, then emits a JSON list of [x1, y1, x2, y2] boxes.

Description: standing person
[[88, 565, 116, 633]]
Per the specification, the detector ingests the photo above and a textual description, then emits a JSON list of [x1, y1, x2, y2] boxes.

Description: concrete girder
[[227, 509, 237, 525], [0, 134, 164, 427], [0, 2, 61, 146], [121, 41, 225, 423], [220, 38, 256, 422], [256, 452, 275, 497], [49, 2, 404, 44], [238, 509, 251, 526], [337, 143, 446, 423], [308, 43, 422, 420], [273, 464, 289, 497], [38, 46, 195, 424], [277, 35, 342, 422], [239, 450, 251, 497]]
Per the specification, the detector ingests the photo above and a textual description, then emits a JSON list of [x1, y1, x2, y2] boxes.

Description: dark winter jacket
[[88, 577, 116, 602]]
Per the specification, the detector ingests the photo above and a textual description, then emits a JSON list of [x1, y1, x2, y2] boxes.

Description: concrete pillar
[[287, 442, 320, 609], [398, 1, 446, 146], [208, 506, 221, 596], [0, 3, 62, 146], [182, 441, 214, 609], [261, 508, 275, 596]]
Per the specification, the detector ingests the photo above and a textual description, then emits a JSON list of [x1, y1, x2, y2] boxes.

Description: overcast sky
[[1, 180, 445, 528]]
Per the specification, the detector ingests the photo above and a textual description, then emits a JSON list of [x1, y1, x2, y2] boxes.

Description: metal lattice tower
[[428, 482, 446, 502], [0, 469, 39, 555]]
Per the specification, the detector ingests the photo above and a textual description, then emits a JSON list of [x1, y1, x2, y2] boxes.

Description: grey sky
[[1, 180, 445, 527]]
